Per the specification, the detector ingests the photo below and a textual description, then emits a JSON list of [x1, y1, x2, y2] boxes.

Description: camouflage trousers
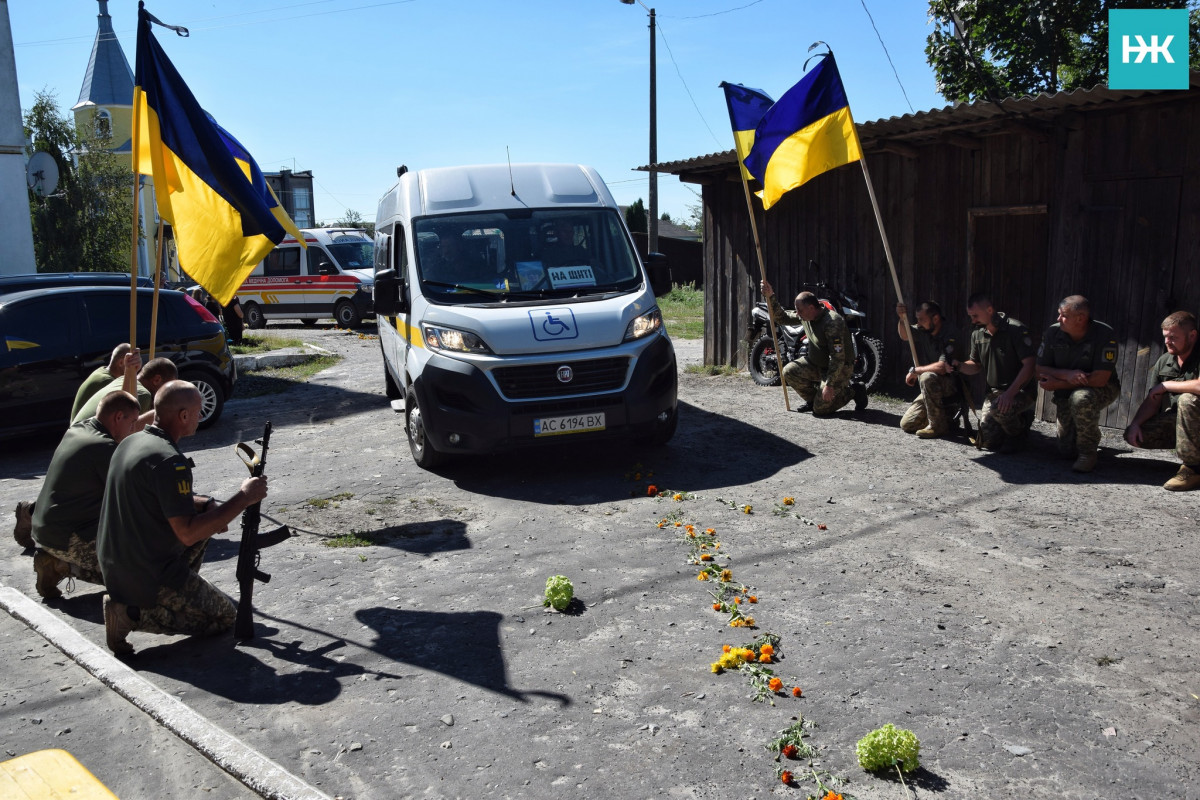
[[132, 540, 235, 637], [38, 534, 104, 587], [1131, 393, 1200, 466], [978, 389, 1035, 450], [900, 372, 957, 434], [1052, 383, 1121, 457], [782, 357, 853, 415]]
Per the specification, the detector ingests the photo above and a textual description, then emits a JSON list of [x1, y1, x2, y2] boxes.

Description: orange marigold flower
[[817, 523, 827, 530], [697, 572, 709, 581], [768, 677, 783, 692], [792, 686, 803, 697], [740, 648, 755, 660], [700, 553, 713, 561], [748, 595, 758, 603], [743, 505, 752, 514], [685, 524, 695, 534], [634, 473, 642, 480], [656, 522, 665, 529], [822, 793, 843, 800], [759, 653, 771, 663], [782, 496, 795, 505], [704, 528, 715, 535], [733, 596, 742, 604], [673, 493, 683, 501], [674, 521, 682, 527], [782, 744, 798, 759], [712, 603, 721, 611], [720, 569, 732, 581], [780, 770, 793, 785], [722, 644, 731, 653], [646, 485, 658, 496], [760, 644, 774, 656]]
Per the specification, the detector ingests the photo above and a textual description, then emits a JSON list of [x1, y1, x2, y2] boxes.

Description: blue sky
[[10, 0, 948, 226]]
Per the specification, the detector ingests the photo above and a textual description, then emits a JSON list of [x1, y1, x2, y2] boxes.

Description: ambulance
[[236, 227, 375, 328], [372, 163, 677, 469]]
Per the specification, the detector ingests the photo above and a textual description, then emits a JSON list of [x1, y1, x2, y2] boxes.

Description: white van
[[236, 227, 375, 328], [372, 163, 677, 468]]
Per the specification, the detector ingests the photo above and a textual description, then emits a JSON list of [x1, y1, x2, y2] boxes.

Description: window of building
[[293, 187, 312, 228]]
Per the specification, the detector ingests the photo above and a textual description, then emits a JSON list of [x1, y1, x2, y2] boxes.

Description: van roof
[[279, 227, 372, 246], [377, 163, 616, 222]]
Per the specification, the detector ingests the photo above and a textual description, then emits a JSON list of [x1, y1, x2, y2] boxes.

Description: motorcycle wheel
[[854, 335, 885, 392], [748, 334, 782, 386]]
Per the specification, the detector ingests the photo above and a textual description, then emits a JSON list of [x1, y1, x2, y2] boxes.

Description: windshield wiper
[[422, 280, 502, 297]]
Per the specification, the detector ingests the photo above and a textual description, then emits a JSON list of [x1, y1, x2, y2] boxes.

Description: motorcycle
[[747, 280, 885, 391]]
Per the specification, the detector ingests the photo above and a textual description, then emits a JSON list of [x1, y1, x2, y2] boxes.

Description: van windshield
[[326, 240, 374, 270], [414, 209, 642, 303]]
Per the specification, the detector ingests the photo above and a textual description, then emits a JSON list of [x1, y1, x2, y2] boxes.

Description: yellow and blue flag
[[133, 5, 298, 305], [743, 54, 863, 210], [211, 120, 304, 246], [719, 82, 774, 182]]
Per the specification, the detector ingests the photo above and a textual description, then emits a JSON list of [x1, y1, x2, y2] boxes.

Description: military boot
[[33, 550, 71, 600], [1164, 464, 1200, 492], [103, 595, 135, 655], [13, 501, 33, 549], [1072, 452, 1098, 473]]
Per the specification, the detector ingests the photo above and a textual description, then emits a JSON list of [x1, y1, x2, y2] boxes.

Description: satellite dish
[[27, 151, 60, 198]]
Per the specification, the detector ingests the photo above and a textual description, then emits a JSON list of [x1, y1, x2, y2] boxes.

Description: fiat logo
[[556, 365, 573, 383]]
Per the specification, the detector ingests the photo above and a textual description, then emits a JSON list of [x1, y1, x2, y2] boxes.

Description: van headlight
[[623, 308, 663, 342], [422, 324, 493, 354]]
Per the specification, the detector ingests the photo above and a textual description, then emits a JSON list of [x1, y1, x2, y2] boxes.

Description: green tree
[[331, 208, 374, 235], [926, 0, 1200, 103], [625, 198, 647, 234], [24, 91, 133, 273], [685, 202, 704, 239]]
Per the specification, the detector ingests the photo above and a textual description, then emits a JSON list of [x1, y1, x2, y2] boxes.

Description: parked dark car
[[0, 271, 155, 293], [0, 286, 237, 439]]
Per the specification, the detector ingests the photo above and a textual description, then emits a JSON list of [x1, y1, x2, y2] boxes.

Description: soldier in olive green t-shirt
[[1035, 295, 1120, 473], [958, 293, 1037, 451], [1124, 311, 1200, 491], [69, 343, 137, 422]]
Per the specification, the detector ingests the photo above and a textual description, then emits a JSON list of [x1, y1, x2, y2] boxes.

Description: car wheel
[[406, 390, 444, 469], [301, 318, 318, 327], [244, 302, 266, 329], [335, 301, 361, 329], [181, 369, 225, 428]]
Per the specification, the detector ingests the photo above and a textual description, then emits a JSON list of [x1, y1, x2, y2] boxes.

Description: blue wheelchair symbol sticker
[[529, 308, 578, 341]]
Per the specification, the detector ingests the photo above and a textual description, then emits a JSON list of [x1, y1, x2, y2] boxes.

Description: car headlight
[[623, 308, 663, 342], [422, 324, 493, 354]]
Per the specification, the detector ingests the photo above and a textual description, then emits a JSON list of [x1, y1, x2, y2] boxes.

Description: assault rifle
[[234, 422, 293, 640]]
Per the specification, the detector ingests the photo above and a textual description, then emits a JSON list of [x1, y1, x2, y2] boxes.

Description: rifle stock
[[234, 422, 292, 640]]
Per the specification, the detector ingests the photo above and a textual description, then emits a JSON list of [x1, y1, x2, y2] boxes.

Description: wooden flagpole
[[123, 176, 141, 398], [738, 175, 791, 411], [149, 218, 164, 359], [858, 158, 921, 374]]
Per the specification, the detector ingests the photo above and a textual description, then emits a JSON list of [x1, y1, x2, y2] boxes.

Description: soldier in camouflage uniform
[[896, 300, 964, 438], [1035, 296, 1121, 473], [1124, 311, 1200, 491], [29, 391, 141, 598], [97, 381, 268, 655], [761, 278, 867, 416], [958, 292, 1038, 451]]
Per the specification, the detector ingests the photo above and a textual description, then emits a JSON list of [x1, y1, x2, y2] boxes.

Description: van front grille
[[492, 357, 629, 400]]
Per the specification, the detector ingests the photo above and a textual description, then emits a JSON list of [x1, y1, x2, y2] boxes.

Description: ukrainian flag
[[743, 54, 863, 210], [133, 6, 297, 305], [720, 82, 774, 182], [211, 119, 303, 246]]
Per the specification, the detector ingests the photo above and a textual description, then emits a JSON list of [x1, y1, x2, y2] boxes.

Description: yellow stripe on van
[[386, 316, 425, 349]]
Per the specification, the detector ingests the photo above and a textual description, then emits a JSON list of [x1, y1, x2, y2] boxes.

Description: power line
[[858, 0, 913, 114], [664, 0, 767, 20], [654, 18, 725, 150]]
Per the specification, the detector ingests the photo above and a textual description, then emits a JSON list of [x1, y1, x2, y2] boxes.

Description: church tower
[[72, 0, 133, 162]]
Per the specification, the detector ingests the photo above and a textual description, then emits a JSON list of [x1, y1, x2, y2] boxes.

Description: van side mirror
[[645, 252, 672, 298], [373, 269, 408, 316]]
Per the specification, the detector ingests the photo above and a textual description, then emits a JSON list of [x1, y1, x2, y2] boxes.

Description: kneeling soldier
[[1124, 311, 1200, 491], [896, 301, 962, 439], [1035, 295, 1120, 473]]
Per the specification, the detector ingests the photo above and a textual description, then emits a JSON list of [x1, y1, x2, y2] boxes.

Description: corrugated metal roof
[[74, 3, 134, 110], [649, 74, 1200, 175]]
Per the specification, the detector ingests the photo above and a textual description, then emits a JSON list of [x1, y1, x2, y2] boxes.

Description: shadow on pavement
[[355, 607, 569, 705], [132, 627, 401, 706], [450, 399, 811, 504], [968, 436, 1179, 486]]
